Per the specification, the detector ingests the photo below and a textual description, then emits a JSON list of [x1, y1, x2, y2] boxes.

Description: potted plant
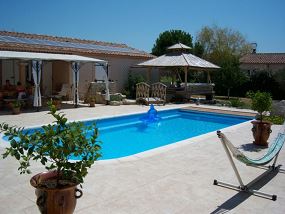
[[248, 91, 272, 147], [51, 97, 62, 110], [88, 96, 95, 107], [11, 100, 21, 114], [0, 102, 101, 214]]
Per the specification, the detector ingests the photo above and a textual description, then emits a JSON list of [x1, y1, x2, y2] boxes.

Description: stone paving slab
[[0, 104, 284, 214]]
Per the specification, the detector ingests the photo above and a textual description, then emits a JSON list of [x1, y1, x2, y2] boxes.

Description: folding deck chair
[[150, 82, 167, 105], [136, 82, 150, 105], [214, 122, 285, 200]]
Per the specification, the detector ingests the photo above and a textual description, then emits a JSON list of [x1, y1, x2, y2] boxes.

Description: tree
[[196, 25, 251, 98], [213, 54, 248, 99], [151, 30, 193, 56], [196, 25, 251, 59], [193, 42, 204, 57]]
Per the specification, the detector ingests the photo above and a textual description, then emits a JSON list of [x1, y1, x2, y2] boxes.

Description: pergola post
[[32, 60, 42, 111], [72, 61, 80, 108], [104, 63, 110, 103], [184, 67, 188, 91]]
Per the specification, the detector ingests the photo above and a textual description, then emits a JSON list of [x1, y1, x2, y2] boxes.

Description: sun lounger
[[214, 123, 285, 200]]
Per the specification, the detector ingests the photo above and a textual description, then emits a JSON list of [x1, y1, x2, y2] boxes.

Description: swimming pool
[[81, 109, 251, 160], [2, 109, 252, 160]]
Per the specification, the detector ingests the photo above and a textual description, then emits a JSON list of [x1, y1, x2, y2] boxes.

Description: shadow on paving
[[239, 143, 267, 152], [210, 168, 280, 214], [0, 102, 86, 115]]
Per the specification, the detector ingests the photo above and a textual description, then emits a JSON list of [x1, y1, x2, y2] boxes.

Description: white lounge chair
[[52, 84, 71, 100]]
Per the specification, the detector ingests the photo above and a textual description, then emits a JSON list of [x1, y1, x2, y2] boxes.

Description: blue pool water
[[82, 109, 251, 160], [3, 109, 251, 160]]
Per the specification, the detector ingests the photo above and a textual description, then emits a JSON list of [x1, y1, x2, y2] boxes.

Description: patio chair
[[136, 82, 150, 105], [214, 123, 285, 200], [150, 82, 167, 105], [52, 84, 71, 100]]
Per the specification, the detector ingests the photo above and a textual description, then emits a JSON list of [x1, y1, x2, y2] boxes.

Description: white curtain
[[95, 63, 110, 101], [72, 62, 80, 106], [32, 60, 42, 107]]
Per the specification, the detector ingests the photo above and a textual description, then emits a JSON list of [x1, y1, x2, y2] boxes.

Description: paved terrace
[[0, 104, 285, 214]]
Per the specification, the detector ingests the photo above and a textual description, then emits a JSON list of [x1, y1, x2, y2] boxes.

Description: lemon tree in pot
[[0, 102, 101, 214], [249, 91, 272, 147]]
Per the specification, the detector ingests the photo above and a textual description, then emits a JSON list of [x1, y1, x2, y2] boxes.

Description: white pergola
[[0, 51, 108, 109]]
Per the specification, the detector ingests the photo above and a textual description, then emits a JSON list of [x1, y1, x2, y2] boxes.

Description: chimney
[[251, 43, 257, 54]]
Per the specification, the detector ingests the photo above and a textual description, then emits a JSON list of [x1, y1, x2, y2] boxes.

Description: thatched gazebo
[[137, 43, 220, 100]]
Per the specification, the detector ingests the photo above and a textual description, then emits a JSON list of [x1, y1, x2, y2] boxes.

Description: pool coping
[[182, 106, 256, 117]]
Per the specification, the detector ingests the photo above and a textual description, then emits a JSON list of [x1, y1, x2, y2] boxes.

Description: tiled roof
[[240, 53, 285, 64], [0, 31, 154, 58]]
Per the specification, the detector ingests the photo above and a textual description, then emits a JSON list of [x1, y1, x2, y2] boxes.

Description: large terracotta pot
[[251, 120, 272, 147], [30, 171, 82, 214]]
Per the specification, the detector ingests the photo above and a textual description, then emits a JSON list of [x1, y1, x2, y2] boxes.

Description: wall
[[240, 63, 285, 75], [1, 59, 19, 85], [88, 55, 152, 92], [42, 61, 52, 96], [52, 61, 70, 92], [77, 62, 94, 99]]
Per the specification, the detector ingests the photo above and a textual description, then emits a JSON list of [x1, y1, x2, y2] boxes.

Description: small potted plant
[[51, 97, 62, 110], [248, 91, 272, 147], [89, 96, 95, 107], [11, 100, 21, 114], [0, 102, 101, 214]]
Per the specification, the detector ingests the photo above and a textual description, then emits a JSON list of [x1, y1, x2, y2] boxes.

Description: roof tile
[[0, 31, 154, 58], [240, 53, 285, 64]]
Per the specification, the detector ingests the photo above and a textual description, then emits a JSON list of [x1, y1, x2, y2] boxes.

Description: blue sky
[[1, 0, 284, 53]]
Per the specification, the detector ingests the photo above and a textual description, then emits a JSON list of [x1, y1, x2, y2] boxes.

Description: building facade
[[240, 53, 285, 76], [0, 31, 153, 98]]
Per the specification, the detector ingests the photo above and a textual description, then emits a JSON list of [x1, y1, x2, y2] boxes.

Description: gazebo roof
[[137, 48, 220, 70], [167, 42, 192, 50]]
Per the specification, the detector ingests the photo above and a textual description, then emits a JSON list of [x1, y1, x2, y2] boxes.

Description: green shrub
[[229, 98, 244, 108], [124, 72, 145, 99], [160, 76, 172, 85], [249, 91, 272, 122], [0, 102, 101, 186], [263, 115, 285, 125]]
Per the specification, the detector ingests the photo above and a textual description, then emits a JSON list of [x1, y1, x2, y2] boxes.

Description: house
[[240, 53, 285, 76], [0, 31, 153, 99]]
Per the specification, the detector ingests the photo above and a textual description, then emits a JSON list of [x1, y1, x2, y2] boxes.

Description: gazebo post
[[184, 67, 188, 91], [171, 69, 176, 86], [207, 70, 211, 83], [147, 67, 152, 83]]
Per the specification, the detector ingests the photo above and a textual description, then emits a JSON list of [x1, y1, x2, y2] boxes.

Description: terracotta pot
[[89, 101, 95, 107], [52, 100, 61, 110], [30, 171, 82, 214], [251, 120, 272, 147], [12, 107, 21, 115]]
